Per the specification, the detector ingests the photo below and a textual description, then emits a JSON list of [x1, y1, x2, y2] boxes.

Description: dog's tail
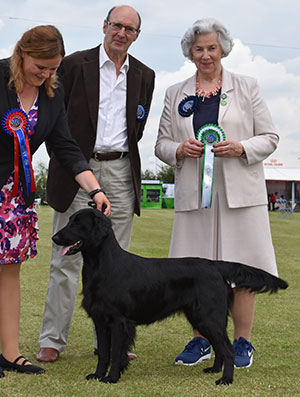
[[214, 261, 288, 294]]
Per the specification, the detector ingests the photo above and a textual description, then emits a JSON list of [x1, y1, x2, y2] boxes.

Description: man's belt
[[92, 152, 128, 161]]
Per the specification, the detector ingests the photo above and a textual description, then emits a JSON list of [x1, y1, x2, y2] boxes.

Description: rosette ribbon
[[196, 124, 226, 208], [178, 95, 199, 117], [136, 103, 148, 121], [1, 108, 36, 197]]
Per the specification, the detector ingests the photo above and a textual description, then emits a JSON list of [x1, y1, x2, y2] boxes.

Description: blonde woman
[[0, 25, 110, 377]]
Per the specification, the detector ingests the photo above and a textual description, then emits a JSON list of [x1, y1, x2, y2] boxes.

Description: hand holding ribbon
[[1, 108, 36, 197], [212, 140, 244, 158], [176, 138, 204, 161]]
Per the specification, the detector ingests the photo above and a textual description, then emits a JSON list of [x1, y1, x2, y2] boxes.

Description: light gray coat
[[155, 68, 279, 212]]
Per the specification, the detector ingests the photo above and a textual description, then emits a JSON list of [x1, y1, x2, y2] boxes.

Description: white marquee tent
[[264, 167, 300, 182], [264, 167, 300, 208]]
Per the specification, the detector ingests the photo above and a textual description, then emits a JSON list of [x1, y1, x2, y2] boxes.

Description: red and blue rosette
[[1, 108, 36, 197]]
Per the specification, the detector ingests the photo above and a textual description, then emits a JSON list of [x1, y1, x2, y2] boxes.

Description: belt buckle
[[93, 152, 101, 161]]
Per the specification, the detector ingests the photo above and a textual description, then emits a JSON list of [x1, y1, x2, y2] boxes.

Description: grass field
[[1, 207, 299, 396]]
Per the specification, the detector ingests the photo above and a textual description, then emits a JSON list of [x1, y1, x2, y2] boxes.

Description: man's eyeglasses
[[106, 21, 139, 36]]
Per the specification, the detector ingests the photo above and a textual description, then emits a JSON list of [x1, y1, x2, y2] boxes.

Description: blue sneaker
[[233, 337, 255, 368], [175, 337, 211, 366]]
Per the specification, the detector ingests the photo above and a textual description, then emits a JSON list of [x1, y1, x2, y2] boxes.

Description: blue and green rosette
[[195, 124, 226, 208]]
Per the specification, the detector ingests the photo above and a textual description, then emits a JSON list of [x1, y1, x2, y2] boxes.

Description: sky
[[1, 0, 300, 171]]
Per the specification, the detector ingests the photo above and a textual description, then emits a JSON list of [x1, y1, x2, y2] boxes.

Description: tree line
[[141, 164, 174, 183], [34, 163, 175, 204]]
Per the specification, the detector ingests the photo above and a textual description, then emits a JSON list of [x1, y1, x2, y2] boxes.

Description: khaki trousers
[[39, 156, 135, 351]]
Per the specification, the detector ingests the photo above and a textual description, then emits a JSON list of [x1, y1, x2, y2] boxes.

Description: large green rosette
[[195, 124, 226, 208]]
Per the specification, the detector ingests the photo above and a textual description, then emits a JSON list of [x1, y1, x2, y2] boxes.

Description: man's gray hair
[[181, 18, 233, 61]]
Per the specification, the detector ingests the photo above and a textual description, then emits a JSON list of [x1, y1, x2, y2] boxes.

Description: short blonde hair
[[9, 25, 65, 97]]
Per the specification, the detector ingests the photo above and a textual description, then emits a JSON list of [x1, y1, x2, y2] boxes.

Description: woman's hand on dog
[[74, 171, 111, 216], [93, 192, 111, 216]]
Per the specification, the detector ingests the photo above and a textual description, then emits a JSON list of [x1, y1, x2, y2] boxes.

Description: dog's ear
[[90, 210, 112, 245]]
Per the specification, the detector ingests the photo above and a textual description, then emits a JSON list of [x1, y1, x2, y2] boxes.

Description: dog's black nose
[[52, 232, 60, 244]]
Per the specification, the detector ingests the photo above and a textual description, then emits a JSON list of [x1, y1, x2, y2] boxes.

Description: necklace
[[195, 75, 222, 102]]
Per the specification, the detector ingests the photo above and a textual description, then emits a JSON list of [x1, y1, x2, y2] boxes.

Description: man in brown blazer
[[36, 5, 155, 363]]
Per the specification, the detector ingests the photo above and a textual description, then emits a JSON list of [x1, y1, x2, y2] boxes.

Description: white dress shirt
[[94, 45, 129, 153]]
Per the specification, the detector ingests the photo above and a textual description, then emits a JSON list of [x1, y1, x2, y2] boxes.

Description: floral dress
[[0, 98, 39, 265]]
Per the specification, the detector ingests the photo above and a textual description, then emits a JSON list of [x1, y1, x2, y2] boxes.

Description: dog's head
[[52, 208, 112, 256]]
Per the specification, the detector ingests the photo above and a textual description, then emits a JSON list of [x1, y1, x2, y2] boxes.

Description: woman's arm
[[75, 170, 111, 216], [214, 78, 278, 163]]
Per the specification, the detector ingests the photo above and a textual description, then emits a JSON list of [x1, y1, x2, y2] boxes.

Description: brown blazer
[[46, 45, 155, 215]]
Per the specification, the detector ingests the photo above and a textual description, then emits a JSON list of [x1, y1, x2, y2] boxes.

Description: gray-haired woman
[[155, 18, 279, 368]]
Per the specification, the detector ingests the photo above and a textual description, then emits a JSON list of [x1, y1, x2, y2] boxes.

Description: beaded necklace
[[196, 75, 222, 102]]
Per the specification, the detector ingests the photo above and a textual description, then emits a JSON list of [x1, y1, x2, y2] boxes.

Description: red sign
[[264, 158, 283, 167]]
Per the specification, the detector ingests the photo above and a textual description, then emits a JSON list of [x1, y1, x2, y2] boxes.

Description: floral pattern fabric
[[0, 98, 39, 265]]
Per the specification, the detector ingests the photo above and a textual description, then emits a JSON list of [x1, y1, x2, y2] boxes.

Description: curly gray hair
[[181, 18, 233, 61]]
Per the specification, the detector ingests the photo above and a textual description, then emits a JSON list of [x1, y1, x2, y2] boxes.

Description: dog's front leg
[[86, 322, 111, 381], [101, 319, 127, 384]]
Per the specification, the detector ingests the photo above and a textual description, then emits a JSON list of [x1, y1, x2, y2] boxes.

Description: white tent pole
[[292, 181, 295, 207]]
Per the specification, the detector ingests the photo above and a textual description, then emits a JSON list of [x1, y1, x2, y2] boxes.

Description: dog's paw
[[203, 366, 222, 374], [86, 373, 102, 381], [101, 375, 119, 384], [215, 376, 233, 386]]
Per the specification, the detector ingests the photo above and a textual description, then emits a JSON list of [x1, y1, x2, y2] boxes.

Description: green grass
[[1, 208, 299, 396]]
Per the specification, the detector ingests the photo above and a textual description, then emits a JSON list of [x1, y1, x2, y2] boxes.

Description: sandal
[[0, 354, 45, 374]]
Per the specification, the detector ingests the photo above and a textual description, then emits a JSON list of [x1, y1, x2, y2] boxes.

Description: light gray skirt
[[169, 159, 278, 276]]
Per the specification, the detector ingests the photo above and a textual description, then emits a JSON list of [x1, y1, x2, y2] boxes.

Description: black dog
[[53, 208, 288, 385]]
